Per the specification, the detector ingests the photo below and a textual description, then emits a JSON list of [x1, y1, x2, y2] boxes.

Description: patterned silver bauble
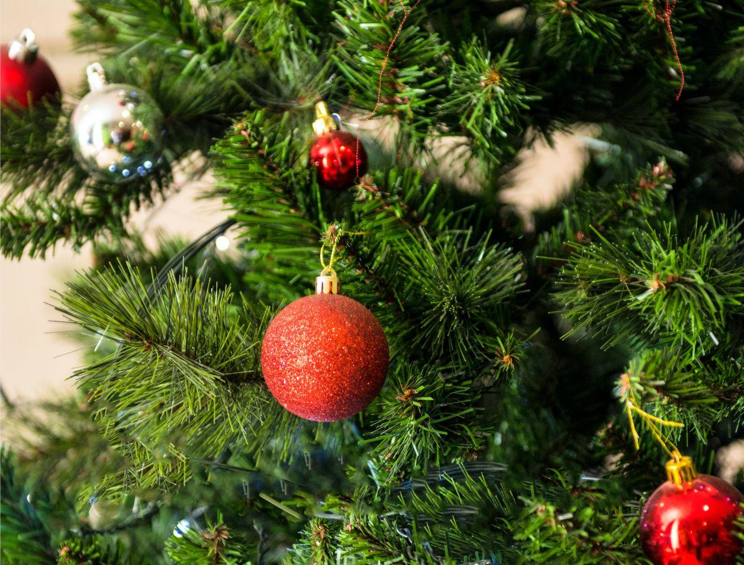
[[70, 63, 164, 183]]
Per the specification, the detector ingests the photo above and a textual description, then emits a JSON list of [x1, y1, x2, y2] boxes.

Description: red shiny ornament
[[261, 289, 389, 422], [641, 460, 744, 565], [1, 31, 60, 109], [309, 130, 368, 191]]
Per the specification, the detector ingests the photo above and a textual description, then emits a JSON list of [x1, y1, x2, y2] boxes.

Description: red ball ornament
[[640, 455, 744, 565], [309, 101, 368, 191], [1, 29, 60, 109], [261, 273, 389, 422]]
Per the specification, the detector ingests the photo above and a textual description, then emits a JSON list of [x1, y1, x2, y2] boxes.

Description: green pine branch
[[556, 216, 744, 352], [1, 449, 59, 565], [165, 511, 252, 565], [332, 0, 448, 146], [441, 38, 539, 165], [536, 160, 675, 274], [364, 365, 491, 482], [53, 263, 274, 499]]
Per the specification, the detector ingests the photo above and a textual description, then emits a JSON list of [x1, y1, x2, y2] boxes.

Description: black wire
[[146, 218, 237, 301]]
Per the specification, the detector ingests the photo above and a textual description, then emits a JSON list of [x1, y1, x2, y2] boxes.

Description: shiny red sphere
[[309, 131, 368, 191], [640, 474, 744, 565], [261, 293, 389, 422], [1, 45, 60, 108]]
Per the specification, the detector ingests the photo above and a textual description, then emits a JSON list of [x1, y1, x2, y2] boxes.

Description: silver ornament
[[70, 63, 164, 183]]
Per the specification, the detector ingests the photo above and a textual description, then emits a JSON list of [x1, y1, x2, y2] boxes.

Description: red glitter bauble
[[309, 131, 368, 191], [640, 474, 744, 565], [261, 293, 389, 421], [1, 44, 60, 109]]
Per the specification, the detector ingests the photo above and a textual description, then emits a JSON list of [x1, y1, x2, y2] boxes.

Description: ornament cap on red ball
[[640, 454, 744, 565], [1, 28, 60, 109], [261, 269, 389, 422], [309, 101, 368, 191]]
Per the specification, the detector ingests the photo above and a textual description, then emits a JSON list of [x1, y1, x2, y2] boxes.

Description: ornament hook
[[86, 63, 108, 92], [8, 28, 39, 63]]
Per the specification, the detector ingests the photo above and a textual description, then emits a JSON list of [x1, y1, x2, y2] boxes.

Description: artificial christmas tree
[[4, 1, 744, 564]]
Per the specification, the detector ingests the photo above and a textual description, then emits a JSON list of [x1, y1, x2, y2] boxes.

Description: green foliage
[[443, 39, 538, 164], [365, 365, 490, 481], [165, 512, 252, 565], [513, 475, 650, 565], [58, 536, 135, 565], [536, 160, 675, 271], [1, 449, 58, 565], [7, 0, 744, 563], [289, 468, 515, 565], [333, 0, 447, 145], [53, 263, 276, 500], [3, 397, 122, 492], [212, 109, 321, 301], [615, 344, 744, 445], [72, 0, 234, 62], [556, 217, 744, 351], [399, 231, 524, 364], [532, 0, 623, 68]]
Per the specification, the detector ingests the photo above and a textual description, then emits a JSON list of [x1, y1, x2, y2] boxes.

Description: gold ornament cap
[[666, 454, 698, 486], [313, 101, 338, 136], [315, 272, 340, 295]]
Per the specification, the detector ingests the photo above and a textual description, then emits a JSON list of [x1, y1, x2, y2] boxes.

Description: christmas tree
[[5, 1, 744, 564]]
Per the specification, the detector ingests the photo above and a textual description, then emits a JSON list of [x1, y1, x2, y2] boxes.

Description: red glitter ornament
[[309, 102, 368, 191], [640, 455, 744, 565], [1, 29, 60, 109], [261, 272, 389, 422]]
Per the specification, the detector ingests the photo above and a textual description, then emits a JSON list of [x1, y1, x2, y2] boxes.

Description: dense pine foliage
[[4, 1, 744, 563]]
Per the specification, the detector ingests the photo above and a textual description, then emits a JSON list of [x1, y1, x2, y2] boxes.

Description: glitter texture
[[640, 474, 744, 565], [309, 130, 368, 191], [261, 293, 389, 422]]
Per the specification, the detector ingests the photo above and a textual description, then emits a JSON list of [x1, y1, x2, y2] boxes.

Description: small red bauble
[[261, 274, 389, 422], [310, 130, 368, 191], [309, 101, 368, 191], [640, 456, 744, 565], [1, 29, 60, 109]]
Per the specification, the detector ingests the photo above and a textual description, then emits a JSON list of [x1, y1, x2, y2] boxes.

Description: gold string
[[355, 0, 421, 178], [319, 228, 366, 276], [624, 379, 684, 458]]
